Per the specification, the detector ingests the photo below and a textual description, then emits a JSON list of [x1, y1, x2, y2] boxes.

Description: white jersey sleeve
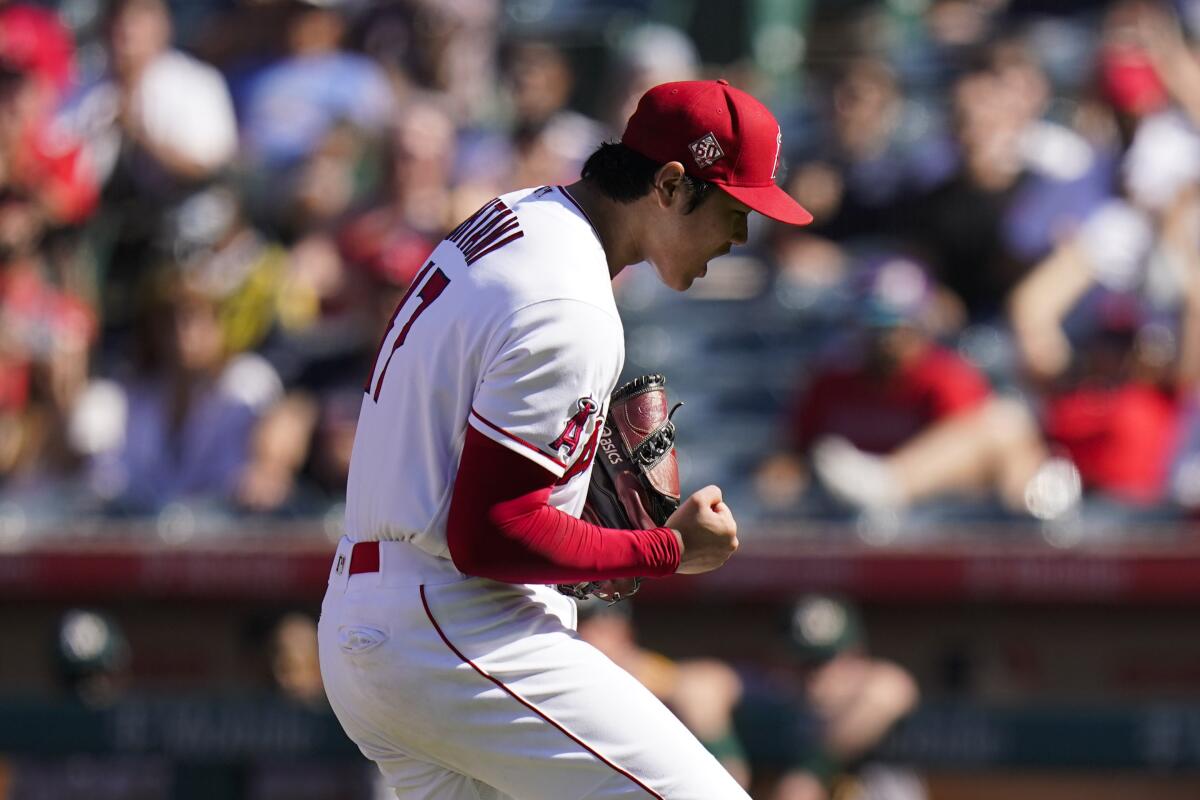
[[344, 184, 621, 552], [469, 299, 622, 479]]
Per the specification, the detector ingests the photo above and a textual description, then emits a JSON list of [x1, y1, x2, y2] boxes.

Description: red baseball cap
[[621, 80, 812, 226], [1099, 46, 1168, 117]]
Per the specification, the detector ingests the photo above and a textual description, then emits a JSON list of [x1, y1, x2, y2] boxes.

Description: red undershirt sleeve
[[447, 425, 681, 583]]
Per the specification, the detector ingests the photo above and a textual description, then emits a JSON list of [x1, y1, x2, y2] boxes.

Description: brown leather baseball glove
[[557, 374, 681, 604]]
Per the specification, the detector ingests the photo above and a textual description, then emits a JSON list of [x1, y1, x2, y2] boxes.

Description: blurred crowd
[[577, 594, 923, 800], [748, 0, 1200, 534], [0, 0, 627, 531], [4, 0, 1200, 537], [748, 0, 1200, 537], [10, 4, 1198, 796], [45, 594, 921, 800]]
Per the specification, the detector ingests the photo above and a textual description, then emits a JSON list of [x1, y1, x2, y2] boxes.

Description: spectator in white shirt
[[58, 0, 237, 195]]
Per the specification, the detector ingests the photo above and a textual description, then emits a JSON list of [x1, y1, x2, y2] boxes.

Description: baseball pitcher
[[318, 80, 812, 799]]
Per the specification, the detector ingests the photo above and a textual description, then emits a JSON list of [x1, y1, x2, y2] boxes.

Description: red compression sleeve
[[447, 425, 681, 583]]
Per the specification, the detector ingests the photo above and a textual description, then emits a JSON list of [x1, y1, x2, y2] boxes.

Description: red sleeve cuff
[[639, 527, 683, 577], [447, 425, 681, 583]]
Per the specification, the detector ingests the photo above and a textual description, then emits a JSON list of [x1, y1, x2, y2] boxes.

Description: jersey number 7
[[366, 261, 450, 401]]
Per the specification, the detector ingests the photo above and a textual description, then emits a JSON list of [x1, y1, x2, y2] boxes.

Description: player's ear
[[651, 162, 687, 211]]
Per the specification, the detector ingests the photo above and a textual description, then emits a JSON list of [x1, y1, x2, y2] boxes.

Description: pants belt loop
[[329, 537, 357, 590]]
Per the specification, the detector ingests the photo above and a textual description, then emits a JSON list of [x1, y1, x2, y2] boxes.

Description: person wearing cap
[[55, 609, 132, 707], [1010, 209, 1200, 511], [318, 80, 808, 799], [574, 598, 751, 789], [755, 256, 1054, 519], [736, 596, 920, 800]]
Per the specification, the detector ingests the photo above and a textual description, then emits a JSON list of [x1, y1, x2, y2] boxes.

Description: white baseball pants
[[317, 537, 750, 799]]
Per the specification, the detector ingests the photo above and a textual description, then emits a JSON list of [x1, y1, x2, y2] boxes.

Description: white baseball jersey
[[321, 185, 752, 799], [345, 185, 623, 555]]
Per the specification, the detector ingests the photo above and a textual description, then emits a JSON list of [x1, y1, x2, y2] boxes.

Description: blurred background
[[4, 0, 1200, 797]]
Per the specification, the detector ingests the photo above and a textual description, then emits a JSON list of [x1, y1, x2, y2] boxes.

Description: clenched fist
[[666, 485, 739, 575]]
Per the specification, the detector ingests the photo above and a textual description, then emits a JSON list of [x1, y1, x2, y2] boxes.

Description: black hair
[[580, 141, 715, 213]]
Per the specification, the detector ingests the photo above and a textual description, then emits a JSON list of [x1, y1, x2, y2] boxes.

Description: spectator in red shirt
[[1008, 7, 1200, 512], [0, 62, 97, 226], [1014, 288, 1184, 508], [1010, 189, 1200, 508], [0, 190, 95, 490], [0, 4, 95, 226], [757, 257, 1051, 516], [788, 333, 990, 457], [1042, 364, 1178, 505]]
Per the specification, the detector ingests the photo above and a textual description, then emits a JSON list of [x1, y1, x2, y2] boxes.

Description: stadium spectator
[[352, 0, 500, 123], [602, 22, 701, 132], [0, 2, 77, 99], [0, 3, 95, 225], [238, 200, 436, 513], [0, 61, 97, 226], [268, 611, 325, 707], [1009, 192, 1200, 510], [756, 257, 1051, 518], [784, 57, 947, 244], [191, 0, 294, 83], [576, 599, 750, 789], [737, 596, 923, 800], [456, 40, 606, 205], [764, 221, 851, 324], [900, 41, 1107, 323], [1089, 0, 1177, 149], [51, 0, 237, 346], [505, 40, 606, 181], [157, 185, 301, 358], [208, 130, 438, 513], [54, 609, 131, 708], [1007, 3, 1200, 512], [78, 264, 290, 516], [0, 190, 95, 500], [275, 120, 382, 240], [237, 0, 396, 172], [236, 391, 318, 514], [347, 96, 459, 240], [104, 185, 351, 517], [57, 0, 237, 194], [1133, 0, 1200, 135]]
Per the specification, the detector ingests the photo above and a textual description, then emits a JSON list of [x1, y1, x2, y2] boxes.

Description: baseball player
[[317, 80, 812, 799]]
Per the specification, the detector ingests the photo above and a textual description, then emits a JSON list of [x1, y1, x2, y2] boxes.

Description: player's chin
[[660, 268, 693, 292], [677, 263, 709, 291], [656, 258, 705, 291]]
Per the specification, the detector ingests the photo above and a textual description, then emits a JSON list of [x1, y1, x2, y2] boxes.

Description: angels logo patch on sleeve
[[550, 396, 600, 459]]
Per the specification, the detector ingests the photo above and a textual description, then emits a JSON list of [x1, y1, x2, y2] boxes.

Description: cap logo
[[688, 132, 725, 169]]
